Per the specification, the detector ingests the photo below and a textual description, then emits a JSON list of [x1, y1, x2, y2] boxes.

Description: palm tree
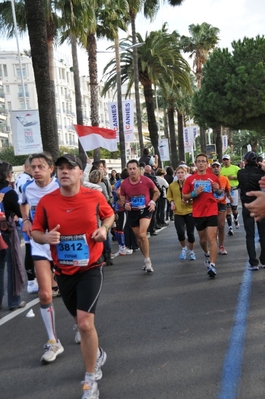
[[0, 0, 62, 159], [180, 22, 220, 152], [59, 0, 95, 166], [102, 24, 191, 161], [24, 0, 59, 159], [127, 0, 186, 155]]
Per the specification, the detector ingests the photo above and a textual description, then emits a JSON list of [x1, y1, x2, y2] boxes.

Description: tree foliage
[[193, 36, 265, 133]]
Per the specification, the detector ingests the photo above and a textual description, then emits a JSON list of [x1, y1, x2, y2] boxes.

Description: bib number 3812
[[56, 234, 89, 266]]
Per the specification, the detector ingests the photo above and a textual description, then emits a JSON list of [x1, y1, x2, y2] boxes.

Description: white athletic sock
[[40, 303, 57, 342]]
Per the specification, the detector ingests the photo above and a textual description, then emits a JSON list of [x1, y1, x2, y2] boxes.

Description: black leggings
[[174, 213, 195, 243]]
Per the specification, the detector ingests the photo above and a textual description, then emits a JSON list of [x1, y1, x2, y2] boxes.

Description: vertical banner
[[222, 135, 228, 152], [108, 100, 135, 143], [158, 139, 170, 161], [184, 127, 192, 153], [108, 102, 119, 141], [11, 110, 43, 155], [184, 126, 199, 153], [123, 100, 134, 142]]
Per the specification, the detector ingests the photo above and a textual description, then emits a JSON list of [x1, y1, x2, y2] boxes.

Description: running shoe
[[179, 248, 187, 260], [228, 227, 234, 236], [73, 324, 81, 344], [27, 279, 38, 294], [41, 339, 64, 363], [125, 248, 133, 255], [119, 246, 127, 256], [248, 264, 259, 271], [234, 218, 240, 229], [219, 246, 228, 255], [143, 258, 154, 273], [204, 252, 210, 268], [206, 263, 217, 278], [52, 287, 61, 297], [95, 347, 107, 381], [81, 380, 99, 399], [188, 251, 196, 261]]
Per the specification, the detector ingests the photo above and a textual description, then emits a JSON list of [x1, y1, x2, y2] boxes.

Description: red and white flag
[[74, 125, 118, 152]]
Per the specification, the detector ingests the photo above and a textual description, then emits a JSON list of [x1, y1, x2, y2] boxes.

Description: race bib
[[56, 234, 89, 266], [194, 180, 212, 193], [214, 189, 225, 201], [131, 195, 145, 209]]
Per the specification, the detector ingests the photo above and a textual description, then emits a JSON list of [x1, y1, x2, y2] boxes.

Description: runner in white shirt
[[14, 157, 38, 294], [20, 152, 64, 363]]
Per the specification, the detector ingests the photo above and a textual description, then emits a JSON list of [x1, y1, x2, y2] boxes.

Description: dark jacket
[[238, 164, 265, 204], [143, 173, 162, 194], [0, 181, 22, 219]]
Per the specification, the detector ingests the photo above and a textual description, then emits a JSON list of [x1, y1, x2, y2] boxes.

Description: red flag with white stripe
[[74, 125, 118, 152]]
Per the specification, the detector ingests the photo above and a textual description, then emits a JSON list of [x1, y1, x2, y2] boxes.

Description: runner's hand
[[47, 225, 61, 244], [92, 226, 107, 242]]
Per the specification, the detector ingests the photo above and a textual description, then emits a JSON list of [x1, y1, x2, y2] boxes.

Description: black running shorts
[[56, 266, 104, 317]]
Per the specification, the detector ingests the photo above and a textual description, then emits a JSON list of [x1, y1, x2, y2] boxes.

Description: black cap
[[243, 151, 257, 163], [55, 154, 83, 169]]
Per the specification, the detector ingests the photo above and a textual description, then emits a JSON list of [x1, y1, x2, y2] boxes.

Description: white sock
[[85, 372, 96, 382], [40, 303, 57, 342]]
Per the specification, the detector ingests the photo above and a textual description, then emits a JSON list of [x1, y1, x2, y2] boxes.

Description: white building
[[0, 50, 115, 149]]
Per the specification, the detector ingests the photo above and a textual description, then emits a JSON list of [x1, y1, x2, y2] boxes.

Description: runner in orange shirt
[[211, 161, 232, 255]]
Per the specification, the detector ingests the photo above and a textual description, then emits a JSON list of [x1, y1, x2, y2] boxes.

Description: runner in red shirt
[[182, 153, 222, 278], [119, 159, 160, 273], [32, 154, 114, 399]]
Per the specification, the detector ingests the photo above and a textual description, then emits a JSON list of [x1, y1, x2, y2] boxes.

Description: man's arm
[[245, 191, 265, 221], [92, 215, 115, 242], [20, 203, 32, 237]]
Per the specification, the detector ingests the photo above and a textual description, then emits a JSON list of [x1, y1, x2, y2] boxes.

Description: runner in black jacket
[[238, 151, 265, 270]]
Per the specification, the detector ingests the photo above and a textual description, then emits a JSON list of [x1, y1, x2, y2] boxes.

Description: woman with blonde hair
[[167, 165, 196, 260]]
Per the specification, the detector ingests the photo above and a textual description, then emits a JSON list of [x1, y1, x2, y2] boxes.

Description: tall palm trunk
[[70, 33, 86, 167], [87, 32, 100, 161], [24, 0, 59, 161], [177, 110, 185, 162], [47, 36, 59, 159], [143, 84, 160, 164], [167, 104, 178, 168], [130, 11, 144, 154]]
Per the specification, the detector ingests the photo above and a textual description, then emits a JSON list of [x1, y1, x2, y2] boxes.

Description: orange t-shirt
[[213, 175, 230, 204]]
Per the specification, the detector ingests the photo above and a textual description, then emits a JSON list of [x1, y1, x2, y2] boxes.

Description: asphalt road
[[0, 217, 264, 399]]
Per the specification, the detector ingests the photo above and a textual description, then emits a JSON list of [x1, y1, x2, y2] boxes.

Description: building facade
[[0, 51, 114, 149]]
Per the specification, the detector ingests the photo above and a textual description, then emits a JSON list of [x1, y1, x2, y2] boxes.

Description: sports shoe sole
[[207, 268, 216, 278]]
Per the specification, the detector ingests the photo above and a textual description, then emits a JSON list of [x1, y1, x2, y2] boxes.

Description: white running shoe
[[207, 263, 217, 278], [119, 245, 127, 256], [125, 248, 133, 255], [179, 247, 187, 260], [219, 246, 228, 255], [143, 258, 154, 273], [188, 250, 196, 261], [27, 279, 38, 294], [41, 339, 64, 363], [95, 347, 107, 381], [81, 380, 99, 399], [73, 324, 81, 344]]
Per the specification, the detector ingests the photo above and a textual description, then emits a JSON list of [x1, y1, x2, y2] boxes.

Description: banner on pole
[[222, 135, 228, 152], [158, 139, 170, 161], [184, 125, 199, 153], [11, 110, 43, 155], [108, 100, 134, 143]]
